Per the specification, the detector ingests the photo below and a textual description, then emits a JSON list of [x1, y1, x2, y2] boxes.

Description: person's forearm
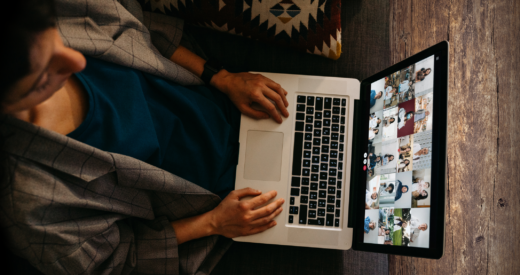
[[170, 210, 217, 245]]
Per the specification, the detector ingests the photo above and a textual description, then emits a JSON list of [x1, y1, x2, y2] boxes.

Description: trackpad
[[244, 131, 284, 181]]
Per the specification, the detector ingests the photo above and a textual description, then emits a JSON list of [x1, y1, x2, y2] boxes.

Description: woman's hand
[[211, 70, 289, 124], [208, 188, 285, 238]]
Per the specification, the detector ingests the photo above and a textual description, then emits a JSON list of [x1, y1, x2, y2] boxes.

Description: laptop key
[[339, 162, 343, 170], [333, 107, 340, 114], [319, 190, 326, 198], [312, 156, 320, 163], [311, 165, 319, 172], [289, 215, 294, 223], [291, 188, 300, 196], [313, 147, 320, 154], [299, 205, 307, 224], [297, 95, 306, 103], [327, 205, 335, 213], [296, 113, 305, 120], [311, 183, 318, 191], [320, 172, 328, 180], [331, 133, 339, 141], [324, 110, 331, 118], [313, 138, 320, 146], [318, 208, 326, 216], [326, 214, 334, 226], [341, 99, 347, 106], [321, 154, 329, 162], [317, 218, 325, 225], [336, 199, 341, 208], [337, 181, 342, 189], [306, 124, 313, 132], [330, 159, 338, 167], [341, 107, 346, 115], [296, 121, 304, 131], [309, 201, 317, 209], [335, 209, 341, 218], [302, 178, 310, 185], [316, 97, 323, 110], [319, 181, 327, 189], [323, 128, 330, 135], [292, 133, 304, 176], [329, 169, 337, 177], [311, 174, 319, 181], [335, 219, 340, 227], [303, 159, 310, 167], [328, 186, 336, 194], [291, 177, 300, 187], [318, 200, 326, 208], [305, 133, 312, 141], [322, 136, 330, 144], [306, 116, 313, 123], [310, 192, 317, 199], [339, 153, 343, 161], [339, 144, 344, 152], [308, 210, 316, 218], [338, 171, 343, 179], [333, 98, 341, 106], [308, 219, 318, 225], [320, 163, 328, 171], [330, 151, 338, 158], [314, 129, 321, 137], [324, 97, 332, 109], [322, 145, 330, 153], [341, 116, 345, 124], [340, 125, 345, 133], [327, 196, 335, 204], [302, 187, 309, 195], [332, 124, 339, 132], [290, 197, 295, 205], [324, 119, 331, 126], [337, 190, 342, 199], [300, 196, 308, 204], [289, 206, 298, 214], [306, 107, 314, 115], [331, 142, 338, 150], [297, 104, 305, 112], [314, 120, 322, 128], [340, 135, 344, 142], [302, 169, 310, 176], [315, 112, 322, 119], [328, 178, 336, 185], [304, 151, 311, 158], [307, 96, 314, 106]]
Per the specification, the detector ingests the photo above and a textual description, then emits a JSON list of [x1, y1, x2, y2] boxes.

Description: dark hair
[[0, 0, 56, 98], [389, 118, 395, 123], [403, 236, 410, 246], [384, 154, 394, 159], [387, 183, 394, 193], [415, 190, 429, 200]]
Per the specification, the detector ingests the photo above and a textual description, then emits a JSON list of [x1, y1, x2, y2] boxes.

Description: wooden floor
[[388, 0, 519, 274]]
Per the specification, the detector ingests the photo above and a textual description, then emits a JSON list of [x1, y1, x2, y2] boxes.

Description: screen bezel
[[350, 41, 448, 259]]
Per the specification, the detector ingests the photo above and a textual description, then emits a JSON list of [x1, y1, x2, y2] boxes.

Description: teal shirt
[[69, 57, 240, 199]]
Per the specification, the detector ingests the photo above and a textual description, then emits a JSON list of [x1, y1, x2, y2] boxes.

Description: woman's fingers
[[240, 104, 270, 120], [250, 204, 283, 226], [263, 77, 289, 108], [250, 197, 285, 220], [231, 187, 262, 199], [245, 190, 278, 209], [254, 95, 283, 123], [263, 89, 289, 118]]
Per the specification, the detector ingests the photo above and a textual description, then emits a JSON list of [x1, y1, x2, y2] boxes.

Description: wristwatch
[[201, 59, 224, 85]]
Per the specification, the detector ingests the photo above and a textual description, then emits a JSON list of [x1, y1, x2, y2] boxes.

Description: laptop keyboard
[[288, 95, 348, 228]]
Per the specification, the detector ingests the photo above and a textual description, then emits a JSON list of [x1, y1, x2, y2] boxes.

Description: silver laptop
[[234, 73, 358, 250]]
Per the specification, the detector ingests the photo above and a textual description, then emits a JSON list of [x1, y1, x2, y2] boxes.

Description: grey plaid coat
[[0, 0, 232, 274]]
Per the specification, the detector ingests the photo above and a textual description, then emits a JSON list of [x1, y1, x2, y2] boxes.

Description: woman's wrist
[[210, 69, 231, 94]]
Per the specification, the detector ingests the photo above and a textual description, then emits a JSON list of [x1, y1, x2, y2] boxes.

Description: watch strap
[[201, 59, 223, 85]]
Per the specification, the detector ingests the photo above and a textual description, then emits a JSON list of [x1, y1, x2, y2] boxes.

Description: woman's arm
[[170, 46, 289, 124], [171, 188, 284, 244]]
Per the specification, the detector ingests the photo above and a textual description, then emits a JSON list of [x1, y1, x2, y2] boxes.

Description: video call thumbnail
[[365, 55, 435, 248]]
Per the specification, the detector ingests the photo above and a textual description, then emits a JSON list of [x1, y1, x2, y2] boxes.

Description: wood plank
[[389, 0, 520, 274]]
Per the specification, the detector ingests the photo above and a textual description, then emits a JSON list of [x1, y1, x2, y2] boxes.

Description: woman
[[412, 190, 429, 201], [369, 114, 381, 129], [415, 68, 431, 82], [1, 0, 287, 274], [398, 159, 411, 172], [379, 183, 395, 196], [369, 128, 379, 140], [382, 154, 394, 166], [394, 180, 409, 201], [368, 152, 382, 170], [398, 108, 414, 129], [364, 217, 376, 234]]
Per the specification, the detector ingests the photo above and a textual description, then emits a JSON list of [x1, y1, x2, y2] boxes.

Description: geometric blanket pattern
[[138, 0, 342, 59]]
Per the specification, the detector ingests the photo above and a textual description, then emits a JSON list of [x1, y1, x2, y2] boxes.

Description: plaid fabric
[[55, 0, 204, 86], [0, 115, 232, 274]]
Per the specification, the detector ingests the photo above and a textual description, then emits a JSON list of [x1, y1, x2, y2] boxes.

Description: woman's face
[[425, 69, 431, 75], [1, 28, 86, 115], [401, 186, 408, 193]]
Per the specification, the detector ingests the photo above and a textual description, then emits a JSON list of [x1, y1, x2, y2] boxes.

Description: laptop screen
[[363, 55, 435, 248]]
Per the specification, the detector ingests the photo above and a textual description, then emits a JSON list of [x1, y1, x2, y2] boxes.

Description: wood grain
[[389, 0, 520, 274]]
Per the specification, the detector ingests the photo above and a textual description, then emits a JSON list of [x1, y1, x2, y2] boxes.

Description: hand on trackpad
[[244, 130, 284, 181]]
